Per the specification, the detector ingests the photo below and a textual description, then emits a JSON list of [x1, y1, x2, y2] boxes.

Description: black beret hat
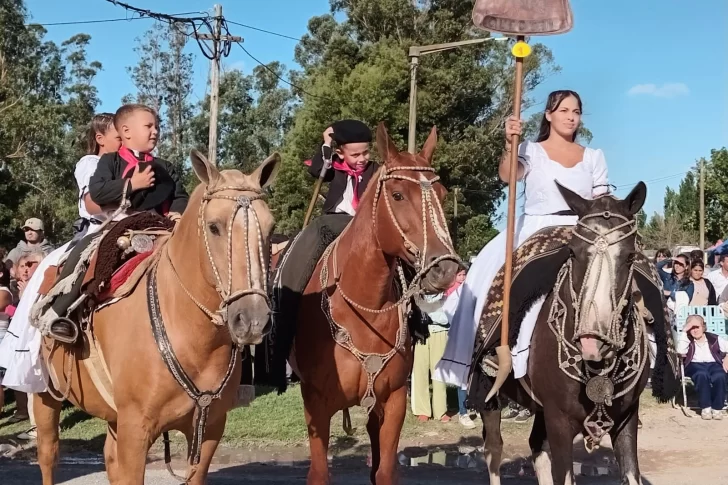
[[331, 119, 372, 145]]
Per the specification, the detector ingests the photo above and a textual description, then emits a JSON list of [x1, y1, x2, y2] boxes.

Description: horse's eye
[[392, 192, 404, 201], [208, 223, 221, 236]]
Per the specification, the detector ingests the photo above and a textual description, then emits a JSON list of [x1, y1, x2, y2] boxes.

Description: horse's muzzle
[[577, 335, 613, 362], [227, 294, 272, 345], [421, 258, 459, 294]]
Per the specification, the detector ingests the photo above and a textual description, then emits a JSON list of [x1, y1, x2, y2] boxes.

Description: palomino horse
[[34, 150, 280, 485], [479, 182, 676, 485], [294, 123, 460, 485]]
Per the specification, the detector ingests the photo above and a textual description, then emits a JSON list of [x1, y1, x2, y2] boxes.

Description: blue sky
[[26, 0, 727, 223]]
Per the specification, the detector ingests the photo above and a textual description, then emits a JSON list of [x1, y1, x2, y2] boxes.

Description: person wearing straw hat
[[434, 90, 611, 389]]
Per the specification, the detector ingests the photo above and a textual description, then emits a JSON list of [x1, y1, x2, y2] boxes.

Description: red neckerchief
[[117, 147, 171, 215], [444, 280, 462, 298], [119, 146, 153, 178], [332, 159, 365, 209]]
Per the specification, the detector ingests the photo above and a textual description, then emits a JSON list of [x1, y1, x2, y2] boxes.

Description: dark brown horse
[[479, 182, 674, 485], [293, 123, 459, 485]]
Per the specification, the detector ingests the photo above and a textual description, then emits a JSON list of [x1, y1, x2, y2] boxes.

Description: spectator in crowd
[[679, 260, 717, 306], [657, 253, 689, 299], [690, 249, 705, 265], [4, 218, 54, 273], [654, 248, 671, 265], [708, 254, 728, 301], [411, 292, 451, 423], [0, 264, 10, 416], [677, 315, 728, 420], [442, 266, 476, 429], [4, 251, 45, 437]]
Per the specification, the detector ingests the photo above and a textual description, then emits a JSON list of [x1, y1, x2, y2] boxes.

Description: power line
[[233, 41, 320, 99], [28, 12, 207, 27], [613, 171, 688, 190], [226, 20, 302, 42]]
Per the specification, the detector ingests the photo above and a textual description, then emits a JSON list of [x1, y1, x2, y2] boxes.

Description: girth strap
[[147, 264, 238, 466]]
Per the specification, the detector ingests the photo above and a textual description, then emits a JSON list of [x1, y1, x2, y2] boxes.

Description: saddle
[[31, 213, 175, 339], [472, 0, 574, 35]]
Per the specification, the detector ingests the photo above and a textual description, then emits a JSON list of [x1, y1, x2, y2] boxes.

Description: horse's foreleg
[[303, 387, 332, 485], [34, 392, 62, 485], [529, 410, 553, 485], [480, 409, 503, 485], [185, 413, 227, 485], [370, 386, 407, 485], [104, 423, 121, 484], [116, 413, 155, 485], [366, 410, 382, 484], [542, 406, 575, 485], [611, 405, 642, 485]]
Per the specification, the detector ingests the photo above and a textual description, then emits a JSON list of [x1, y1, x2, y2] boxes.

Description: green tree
[[704, 148, 728, 243], [270, 0, 560, 248]]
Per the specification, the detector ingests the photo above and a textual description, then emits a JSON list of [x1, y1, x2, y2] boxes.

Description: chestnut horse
[[34, 150, 280, 485], [294, 123, 460, 485]]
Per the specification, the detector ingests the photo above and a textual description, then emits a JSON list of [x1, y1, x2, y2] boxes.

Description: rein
[[166, 185, 270, 326]]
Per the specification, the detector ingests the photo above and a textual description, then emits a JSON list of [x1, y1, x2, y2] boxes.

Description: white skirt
[[0, 224, 103, 393], [433, 213, 577, 389]]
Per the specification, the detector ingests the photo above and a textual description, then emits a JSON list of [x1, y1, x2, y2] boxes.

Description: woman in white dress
[[0, 113, 121, 395], [434, 90, 609, 389]]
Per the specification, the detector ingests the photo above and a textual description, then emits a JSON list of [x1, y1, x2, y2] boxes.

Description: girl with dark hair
[[0, 112, 121, 398], [679, 260, 717, 306], [436, 90, 610, 387], [657, 253, 689, 299]]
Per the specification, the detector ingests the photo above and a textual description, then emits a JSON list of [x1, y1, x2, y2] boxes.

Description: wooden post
[[207, 4, 222, 166], [407, 55, 419, 154], [452, 187, 459, 249], [195, 4, 241, 166], [700, 157, 705, 252]]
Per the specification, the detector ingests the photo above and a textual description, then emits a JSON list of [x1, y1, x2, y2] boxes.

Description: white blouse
[[517, 141, 609, 216]]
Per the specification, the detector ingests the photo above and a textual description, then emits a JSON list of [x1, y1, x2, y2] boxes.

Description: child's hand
[[130, 165, 155, 191]]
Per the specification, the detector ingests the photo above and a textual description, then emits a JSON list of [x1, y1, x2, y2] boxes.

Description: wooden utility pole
[[700, 157, 705, 251], [195, 4, 241, 165]]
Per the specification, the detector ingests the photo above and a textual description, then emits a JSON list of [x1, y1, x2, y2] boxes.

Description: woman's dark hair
[[0, 266, 9, 288], [689, 249, 704, 265], [690, 259, 705, 271], [84, 113, 116, 155], [536, 90, 582, 142], [672, 253, 691, 284], [654, 248, 671, 263]]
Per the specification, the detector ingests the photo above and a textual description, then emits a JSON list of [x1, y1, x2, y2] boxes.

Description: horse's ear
[[376, 122, 399, 163], [252, 152, 282, 189], [623, 182, 647, 216], [419, 126, 438, 164], [190, 149, 220, 186], [555, 181, 588, 215]]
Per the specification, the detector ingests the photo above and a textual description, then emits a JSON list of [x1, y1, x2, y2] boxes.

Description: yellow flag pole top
[[511, 40, 532, 58]]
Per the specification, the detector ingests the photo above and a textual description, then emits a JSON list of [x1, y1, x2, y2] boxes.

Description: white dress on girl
[[433, 141, 609, 389], [0, 155, 107, 393]]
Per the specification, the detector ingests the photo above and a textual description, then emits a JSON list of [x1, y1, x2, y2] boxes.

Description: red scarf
[[332, 159, 365, 209], [444, 280, 462, 298], [119, 146, 153, 178]]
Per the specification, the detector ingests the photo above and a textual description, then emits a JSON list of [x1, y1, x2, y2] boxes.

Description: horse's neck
[[335, 211, 397, 311]]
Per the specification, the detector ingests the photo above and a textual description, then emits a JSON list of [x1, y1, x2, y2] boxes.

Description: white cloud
[[627, 83, 689, 98]]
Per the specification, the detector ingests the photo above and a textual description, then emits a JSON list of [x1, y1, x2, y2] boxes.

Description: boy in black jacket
[[89, 103, 188, 219]]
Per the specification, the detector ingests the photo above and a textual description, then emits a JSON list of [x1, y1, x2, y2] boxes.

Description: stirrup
[[48, 317, 79, 344]]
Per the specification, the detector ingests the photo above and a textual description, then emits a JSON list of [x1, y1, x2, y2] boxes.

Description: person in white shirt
[[677, 315, 728, 420], [434, 90, 609, 388], [709, 254, 728, 302], [0, 113, 121, 396]]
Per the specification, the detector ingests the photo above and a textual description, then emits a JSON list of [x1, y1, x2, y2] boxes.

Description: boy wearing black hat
[[269, 120, 376, 387]]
